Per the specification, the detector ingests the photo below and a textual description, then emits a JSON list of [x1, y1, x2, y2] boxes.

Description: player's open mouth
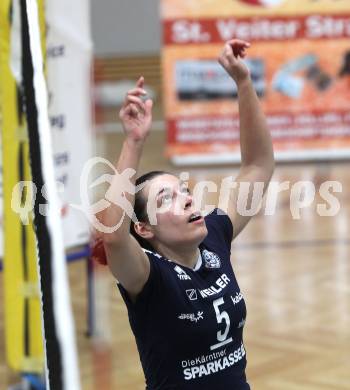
[[188, 212, 204, 224]]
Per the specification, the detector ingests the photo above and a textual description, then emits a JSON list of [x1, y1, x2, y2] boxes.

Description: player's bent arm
[[227, 78, 274, 239], [100, 76, 153, 299], [226, 81, 274, 240], [103, 234, 150, 300], [223, 54, 275, 238], [217, 40, 274, 240]]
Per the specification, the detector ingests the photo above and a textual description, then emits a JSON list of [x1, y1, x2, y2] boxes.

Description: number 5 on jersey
[[210, 297, 233, 351]]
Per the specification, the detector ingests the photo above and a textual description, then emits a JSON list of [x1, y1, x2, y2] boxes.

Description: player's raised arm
[[99, 77, 153, 298], [218, 39, 275, 239]]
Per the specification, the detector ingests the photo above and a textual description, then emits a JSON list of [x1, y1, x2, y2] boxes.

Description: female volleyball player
[[93, 39, 274, 389]]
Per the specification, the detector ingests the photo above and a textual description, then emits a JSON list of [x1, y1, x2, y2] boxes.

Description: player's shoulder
[[142, 248, 173, 270], [143, 248, 171, 261], [204, 208, 234, 249], [142, 248, 163, 259]]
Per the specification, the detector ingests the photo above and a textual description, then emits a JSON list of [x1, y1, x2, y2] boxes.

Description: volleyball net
[[0, 0, 93, 388]]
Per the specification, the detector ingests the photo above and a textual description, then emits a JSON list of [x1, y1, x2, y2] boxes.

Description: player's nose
[[183, 193, 193, 210]]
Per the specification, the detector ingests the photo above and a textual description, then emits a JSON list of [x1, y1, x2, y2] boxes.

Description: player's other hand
[[119, 76, 153, 142], [218, 39, 251, 85]]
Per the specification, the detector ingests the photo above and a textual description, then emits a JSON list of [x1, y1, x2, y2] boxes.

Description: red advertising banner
[[161, 0, 350, 164]]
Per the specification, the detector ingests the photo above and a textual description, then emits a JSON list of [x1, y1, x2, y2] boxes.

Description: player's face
[[143, 174, 208, 247]]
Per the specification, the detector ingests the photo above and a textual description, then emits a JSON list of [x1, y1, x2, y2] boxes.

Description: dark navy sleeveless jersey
[[118, 209, 250, 390]]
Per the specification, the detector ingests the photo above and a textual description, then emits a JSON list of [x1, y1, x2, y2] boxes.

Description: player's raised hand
[[218, 39, 251, 84], [119, 76, 153, 142]]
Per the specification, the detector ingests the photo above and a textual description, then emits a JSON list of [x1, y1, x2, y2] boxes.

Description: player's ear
[[134, 221, 154, 240]]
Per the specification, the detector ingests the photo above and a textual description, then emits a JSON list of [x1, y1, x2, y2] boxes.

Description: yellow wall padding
[[0, 0, 46, 373]]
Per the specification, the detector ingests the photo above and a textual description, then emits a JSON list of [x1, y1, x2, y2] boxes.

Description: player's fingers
[[145, 99, 153, 115], [238, 48, 247, 58], [122, 90, 146, 111], [224, 43, 233, 56], [129, 103, 139, 116], [126, 95, 146, 113], [123, 103, 134, 116], [136, 76, 144, 89], [221, 44, 234, 62], [127, 87, 147, 97], [225, 46, 239, 66], [230, 40, 250, 58], [228, 39, 251, 48], [218, 54, 230, 70]]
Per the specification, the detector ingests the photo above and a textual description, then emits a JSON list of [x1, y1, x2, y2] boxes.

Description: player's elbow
[[265, 157, 275, 180], [254, 148, 275, 179], [102, 229, 129, 247]]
